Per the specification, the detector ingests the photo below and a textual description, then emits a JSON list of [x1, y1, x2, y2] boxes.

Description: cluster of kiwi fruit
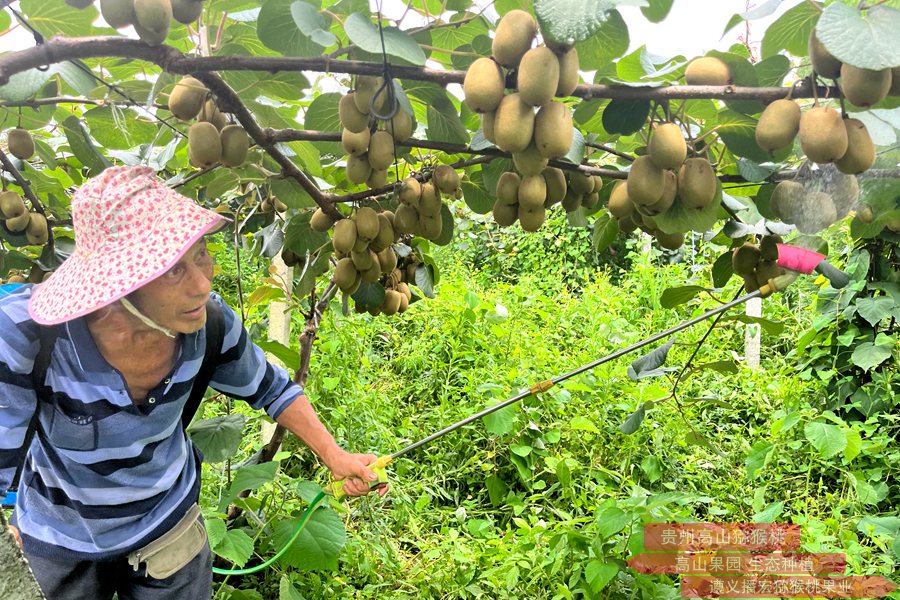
[[808, 28, 899, 107], [463, 10, 578, 163], [769, 167, 858, 234], [339, 76, 415, 190], [731, 234, 785, 292], [167, 76, 250, 169], [5, 128, 35, 161], [0, 191, 49, 246], [607, 122, 718, 250], [323, 207, 402, 296], [353, 268, 413, 317], [389, 167, 457, 241], [65, 0, 205, 45]]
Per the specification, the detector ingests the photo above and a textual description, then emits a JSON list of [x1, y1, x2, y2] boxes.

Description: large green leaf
[[855, 297, 895, 326], [433, 202, 455, 246], [83, 106, 158, 150], [601, 99, 651, 136], [0, 69, 52, 102], [61, 115, 110, 176], [659, 285, 706, 308], [760, 0, 820, 59], [534, 0, 638, 46], [20, 0, 110, 38], [291, 1, 337, 47], [717, 109, 786, 163], [212, 528, 255, 568], [851, 334, 894, 371], [344, 13, 427, 66], [188, 414, 247, 463], [592, 212, 619, 254], [284, 212, 330, 255], [572, 9, 630, 71], [640, 0, 673, 23], [585, 560, 619, 593], [816, 4, 900, 70], [619, 402, 647, 434], [426, 104, 469, 145], [274, 507, 347, 571], [803, 421, 846, 459], [258, 0, 326, 57], [219, 461, 281, 511], [460, 168, 494, 214]]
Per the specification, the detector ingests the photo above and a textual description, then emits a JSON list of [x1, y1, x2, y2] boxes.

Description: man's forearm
[[274, 394, 343, 467]]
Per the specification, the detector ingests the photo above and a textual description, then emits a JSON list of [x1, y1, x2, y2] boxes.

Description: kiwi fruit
[[644, 170, 677, 215], [354, 207, 380, 241], [755, 99, 800, 152], [732, 243, 761, 277], [341, 127, 371, 157], [518, 174, 547, 211], [310, 208, 335, 232], [684, 57, 731, 85], [857, 204, 875, 224], [799, 106, 848, 164], [0, 191, 26, 218], [25, 213, 49, 245], [418, 183, 442, 217], [399, 177, 421, 207], [568, 171, 594, 196], [492, 200, 518, 226], [100, 0, 137, 28], [382, 290, 403, 316], [582, 191, 600, 210], [199, 99, 228, 130], [808, 30, 842, 79], [518, 206, 546, 232], [492, 9, 537, 68], [755, 260, 783, 288], [656, 231, 684, 250], [7, 128, 34, 160], [388, 109, 414, 143], [346, 153, 372, 185], [463, 57, 505, 114], [433, 165, 460, 195], [555, 48, 579, 97], [370, 214, 395, 251], [677, 158, 717, 210], [796, 191, 838, 234], [332, 219, 358, 254], [493, 93, 535, 153], [648, 122, 686, 170], [367, 130, 394, 171], [496, 171, 520, 205], [66, 0, 95, 7], [350, 249, 374, 271], [512, 142, 548, 177], [366, 169, 388, 189], [533, 101, 573, 159], [133, 0, 172, 45], [5, 211, 31, 233], [333, 257, 359, 293], [418, 212, 442, 240], [759, 234, 781, 262], [171, 0, 203, 24], [393, 204, 419, 234], [769, 181, 805, 224], [835, 118, 875, 175], [840, 65, 891, 107], [188, 122, 222, 168], [890, 67, 900, 96], [617, 214, 638, 234], [560, 189, 582, 213], [339, 93, 371, 134], [481, 111, 497, 144], [627, 156, 666, 206], [378, 248, 398, 274], [606, 181, 633, 219], [354, 76, 386, 116], [517, 47, 560, 107], [168, 76, 207, 121], [219, 125, 249, 167], [541, 167, 567, 207]]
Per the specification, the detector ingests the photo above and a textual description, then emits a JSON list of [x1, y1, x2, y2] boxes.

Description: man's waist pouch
[[127, 503, 206, 579]]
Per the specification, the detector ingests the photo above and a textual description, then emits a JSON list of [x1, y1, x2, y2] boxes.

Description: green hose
[[211, 490, 327, 576]]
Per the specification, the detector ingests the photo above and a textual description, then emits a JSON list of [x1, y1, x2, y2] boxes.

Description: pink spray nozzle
[[776, 244, 850, 289]]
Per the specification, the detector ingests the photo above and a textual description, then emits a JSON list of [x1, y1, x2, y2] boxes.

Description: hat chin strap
[[119, 297, 177, 339]]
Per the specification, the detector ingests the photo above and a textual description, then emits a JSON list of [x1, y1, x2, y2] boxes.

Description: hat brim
[[29, 204, 225, 325]]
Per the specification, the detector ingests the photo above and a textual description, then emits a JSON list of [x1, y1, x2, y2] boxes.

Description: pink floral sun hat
[[29, 166, 226, 325]]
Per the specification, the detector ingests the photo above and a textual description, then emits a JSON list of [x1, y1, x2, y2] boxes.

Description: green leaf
[[291, 1, 337, 47], [258, 0, 326, 57], [213, 528, 255, 568], [344, 13, 427, 66], [844, 429, 862, 462], [62, 115, 110, 176], [83, 106, 158, 150], [592, 212, 619, 254], [304, 92, 343, 154], [753, 501, 784, 523], [485, 474, 509, 507], [697, 360, 739, 374], [736, 158, 778, 183], [717, 110, 770, 163], [433, 203, 455, 246], [569, 415, 599, 433], [659, 285, 706, 308], [851, 337, 894, 371], [284, 212, 330, 256], [745, 440, 773, 478], [351, 282, 386, 309], [640, 0, 673, 22], [760, 0, 820, 59], [803, 421, 847, 459], [585, 560, 619, 593], [188, 414, 247, 463], [619, 402, 647, 434], [460, 169, 494, 214], [602, 99, 651, 135], [817, 4, 900, 70], [257, 340, 300, 372], [727, 314, 785, 336], [279, 575, 305, 600], [712, 251, 734, 288], [274, 506, 346, 571], [855, 296, 895, 326], [755, 55, 792, 87], [651, 190, 722, 235], [426, 104, 469, 145], [0, 69, 52, 102], [577, 10, 630, 71], [205, 517, 227, 549], [640, 455, 661, 482], [534, 0, 635, 46], [219, 461, 281, 511], [562, 128, 586, 164], [414, 263, 436, 298], [857, 516, 900, 538], [596, 506, 631, 539], [20, 0, 108, 38], [483, 404, 517, 436], [628, 338, 675, 380]]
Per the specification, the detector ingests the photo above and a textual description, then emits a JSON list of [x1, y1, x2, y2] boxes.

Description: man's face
[[129, 240, 214, 334]]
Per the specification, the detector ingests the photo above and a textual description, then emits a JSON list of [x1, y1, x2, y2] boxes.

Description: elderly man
[[0, 166, 382, 599]]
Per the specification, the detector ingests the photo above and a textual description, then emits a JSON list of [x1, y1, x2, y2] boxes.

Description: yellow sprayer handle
[[327, 455, 392, 500]]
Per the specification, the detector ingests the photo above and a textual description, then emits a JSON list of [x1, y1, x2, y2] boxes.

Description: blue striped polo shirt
[[0, 286, 303, 561]]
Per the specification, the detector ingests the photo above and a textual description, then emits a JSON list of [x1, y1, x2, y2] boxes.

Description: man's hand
[[324, 449, 389, 497], [8, 525, 22, 548]]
